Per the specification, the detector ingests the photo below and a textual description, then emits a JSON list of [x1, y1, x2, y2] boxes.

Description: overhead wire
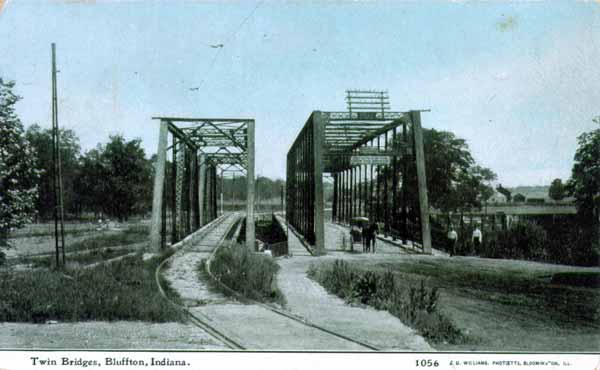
[[194, 1, 264, 89]]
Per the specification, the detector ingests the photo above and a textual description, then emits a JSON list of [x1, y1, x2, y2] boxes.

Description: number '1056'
[[416, 359, 439, 367]]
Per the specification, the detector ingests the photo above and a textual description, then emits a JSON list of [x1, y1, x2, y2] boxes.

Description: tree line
[[2, 77, 598, 264], [24, 124, 154, 222]]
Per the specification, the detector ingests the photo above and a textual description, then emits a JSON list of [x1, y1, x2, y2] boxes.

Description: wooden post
[[313, 111, 326, 255], [246, 120, 256, 251], [150, 120, 169, 252], [411, 111, 432, 254]]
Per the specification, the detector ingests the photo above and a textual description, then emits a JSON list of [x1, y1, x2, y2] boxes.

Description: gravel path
[[162, 214, 370, 350], [0, 322, 226, 350], [275, 222, 433, 351]]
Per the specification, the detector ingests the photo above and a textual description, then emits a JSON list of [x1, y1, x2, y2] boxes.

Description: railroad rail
[[156, 212, 379, 351], [204, 221, 380, 351], [155, 213, 245, 350]]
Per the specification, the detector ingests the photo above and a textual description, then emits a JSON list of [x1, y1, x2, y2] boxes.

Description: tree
[[404, 128, 497, 214], [97, 135, 152, 221], [548, 178, 566, 201], [0, 78, 40, 257], [567, 119, 600, 250], [513, 193, 526, 203], [74, 146, 106, 217], [25, 124, 81, 219]]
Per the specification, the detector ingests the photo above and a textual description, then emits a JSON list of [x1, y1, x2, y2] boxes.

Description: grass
[[9, 226, 98, 239], [17, 247, 136, 269], [0, 252, 183, 323], [374, 258, 600, 323], [205, 242, 285, 304], [67, 225, 149, 252], [308, 259, 465, 344], [6, 225, 149, 269], [350, 256, 600, 351]]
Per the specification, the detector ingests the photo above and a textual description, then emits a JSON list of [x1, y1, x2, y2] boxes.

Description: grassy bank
[[308, 259, 464, 344], [350, 256, 600, 351], [205, 242, 284, 304], [0, 252, 183, 323]]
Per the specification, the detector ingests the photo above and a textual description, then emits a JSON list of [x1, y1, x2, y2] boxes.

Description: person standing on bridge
[[447, 226, 458, 256]]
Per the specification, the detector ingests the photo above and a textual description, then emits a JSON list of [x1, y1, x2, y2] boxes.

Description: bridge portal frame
[[150, 117, 255, 252], [286, 110, 431, 254]]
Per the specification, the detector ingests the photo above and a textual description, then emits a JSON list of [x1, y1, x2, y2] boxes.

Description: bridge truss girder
[[286, 110, 431, 254], [150, 117, 255, 252]]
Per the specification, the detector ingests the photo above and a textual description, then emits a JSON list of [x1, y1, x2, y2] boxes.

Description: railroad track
[[156, 212, 379, 351], [155, 213, 244, 350]]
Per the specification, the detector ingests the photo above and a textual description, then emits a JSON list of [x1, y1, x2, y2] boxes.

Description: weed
[[309, 259, 464, 344], [0, 252, 182, 323], [207, 242, 284, 304]]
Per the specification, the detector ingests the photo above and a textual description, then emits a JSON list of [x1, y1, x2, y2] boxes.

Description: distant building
[[488, 191, 507, 204]]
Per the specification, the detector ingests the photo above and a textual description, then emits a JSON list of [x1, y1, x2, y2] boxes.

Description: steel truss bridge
[[286, 92, 432, 255], [149, 117, 255, 251]]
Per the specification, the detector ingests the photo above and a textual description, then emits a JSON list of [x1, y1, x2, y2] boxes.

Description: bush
[[208, 243, 284, 303], [494, 222, 547, 260], [309, 260, 464, 344]]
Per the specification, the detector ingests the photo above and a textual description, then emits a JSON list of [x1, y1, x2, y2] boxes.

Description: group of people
[[361, 222, 379, 253], [447, 225, 483, 257]]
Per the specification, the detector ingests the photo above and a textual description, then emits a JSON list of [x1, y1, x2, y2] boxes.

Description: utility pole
[[51, 43, 66, 268]]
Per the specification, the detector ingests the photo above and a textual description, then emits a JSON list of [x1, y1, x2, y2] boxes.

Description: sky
[[0, 0, 599, 187]]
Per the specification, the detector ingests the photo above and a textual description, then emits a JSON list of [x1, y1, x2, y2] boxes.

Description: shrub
[[309, 260, 463, 344], [495, 221, 547, 260], [208, 243, 284, 303], [353, 271, 380, 304]]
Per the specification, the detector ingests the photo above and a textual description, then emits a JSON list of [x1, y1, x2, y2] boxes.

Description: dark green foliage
[[494, 222, 547, 260], [353, 271, 379, 304], [410, 129, 496, 214], [548, 178, 566, 201], [208, 243, 284, 303], [308, 260, 464, 344], [76, 136, 153, 221], [25, 124, 81, 219], [566, 120, 600, 265], [0, 253, 183, 323], [220, 176, 284, 201], [551, 272, 600, 288], [513, 193, 526, 203], [0, 78, 40, 250]]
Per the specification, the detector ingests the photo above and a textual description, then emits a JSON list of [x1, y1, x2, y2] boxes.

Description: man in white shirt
[[472, 226, 483, 253], [447, 226, 458, 256]]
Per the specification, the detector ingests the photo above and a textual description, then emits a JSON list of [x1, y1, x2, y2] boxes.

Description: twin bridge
[[149, 91, 432, 254]]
